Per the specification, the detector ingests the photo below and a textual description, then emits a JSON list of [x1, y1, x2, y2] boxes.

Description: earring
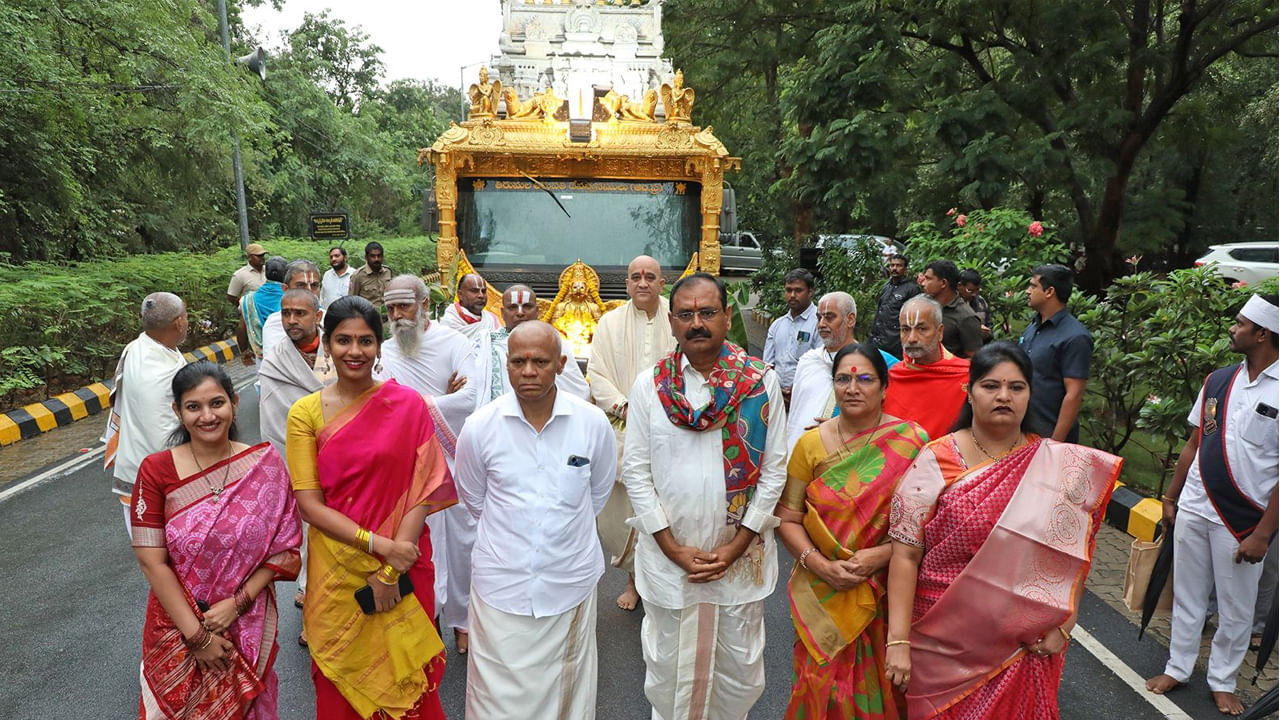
[[374, 356, 383, 375]]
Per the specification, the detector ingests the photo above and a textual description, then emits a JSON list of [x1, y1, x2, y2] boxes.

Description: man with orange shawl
[[883, 295, 969, 440]]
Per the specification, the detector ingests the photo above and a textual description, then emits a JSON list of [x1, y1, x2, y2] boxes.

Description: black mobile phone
[[354, 573, 415, 615], [1257, 402, 1278, 419]]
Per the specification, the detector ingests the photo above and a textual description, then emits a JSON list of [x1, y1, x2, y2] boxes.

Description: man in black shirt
[[920, 260, 983, 358], [870, 254, 920, 358], [1019, 264, 1093, 442], [957, 268, 993, 342]]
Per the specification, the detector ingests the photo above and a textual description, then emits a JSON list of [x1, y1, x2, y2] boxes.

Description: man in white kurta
[[455, 321, 616, 720], [471, 284, 590, 407], [103, 292, 188, 535], [622, 274, 787, 720], [787, 292, 900, 460], [441, 272, 502, 340], [1147, 294, 1279, 715], [377, 275, 480, 653], [587, 255, 676, 611]]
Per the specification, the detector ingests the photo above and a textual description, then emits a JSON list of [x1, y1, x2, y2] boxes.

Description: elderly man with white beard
[[786, 292, 899, 460], [377, 273, 479, 654]]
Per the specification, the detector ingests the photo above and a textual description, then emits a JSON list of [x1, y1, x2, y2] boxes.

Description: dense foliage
[[666, 0, 1278, 290], [0, 1, 454, 262], [0, 237, 436, 406]]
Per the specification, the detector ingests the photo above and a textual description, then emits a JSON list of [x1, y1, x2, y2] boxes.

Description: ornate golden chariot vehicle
[[419, 66, 739, 356]]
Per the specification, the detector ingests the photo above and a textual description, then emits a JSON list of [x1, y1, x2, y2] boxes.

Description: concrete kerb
[[0, 339, 239, 447], [1106, 480, 1164, 542]]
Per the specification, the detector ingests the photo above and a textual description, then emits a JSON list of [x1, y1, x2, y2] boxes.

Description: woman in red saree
[[776, 343, 929, 719], [285, 295, 456, 720], [884, 342, 1122, 720], [131, 361, 302, 720]]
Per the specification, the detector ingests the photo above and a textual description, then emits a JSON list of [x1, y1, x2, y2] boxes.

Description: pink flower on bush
[[955, 214, 967, 227], [946, 207, 957, 217], [1232, 280, 1248, 289], [1028, 221, 1044, 237]]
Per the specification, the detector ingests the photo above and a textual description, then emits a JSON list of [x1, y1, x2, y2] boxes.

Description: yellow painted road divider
[[0, 339, 239, 447]]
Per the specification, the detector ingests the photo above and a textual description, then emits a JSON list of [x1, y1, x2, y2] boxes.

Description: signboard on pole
[[308, 212, 350, 240]]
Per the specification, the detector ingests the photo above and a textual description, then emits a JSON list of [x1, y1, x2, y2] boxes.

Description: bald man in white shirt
[[455, 321, 616, 720]]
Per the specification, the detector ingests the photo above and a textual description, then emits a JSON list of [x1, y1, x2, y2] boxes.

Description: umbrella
[[1238, 685, 1277, 720], [1252, 589, 1278, 685], [1138, 523, 1175, 641]]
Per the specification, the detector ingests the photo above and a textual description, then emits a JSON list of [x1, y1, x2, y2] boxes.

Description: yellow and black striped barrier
[[0, 339, 239, 447], [1105, 480, 1164, 542]]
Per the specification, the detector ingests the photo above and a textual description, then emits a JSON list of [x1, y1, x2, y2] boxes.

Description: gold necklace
[[970, 430, 1019, 462], [836, 411, 883, 454], [191, 443, 233, 502]]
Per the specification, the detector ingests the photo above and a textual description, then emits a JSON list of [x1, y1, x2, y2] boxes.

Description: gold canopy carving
[[427, 68, 738, 278]]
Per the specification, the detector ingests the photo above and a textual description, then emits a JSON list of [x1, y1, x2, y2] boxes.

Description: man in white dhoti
[[622, 273, 787, 720], [786, 291, 900, 460], [103, 292, 188, 535], [1147, 293, 1279, 715], [441, 272, 501, 339], [471, 284, 590, 406], [588, 255, 675, 611], [377, 274, 479, 654], [258, 288, 332, 637], [261, 259, 323, 354], [455, 321, 615, 720]]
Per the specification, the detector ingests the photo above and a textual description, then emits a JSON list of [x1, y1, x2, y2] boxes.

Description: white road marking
[[0, 446, 105, 504], [1073, 625, 1195, 719], [0, 368, 257, 506]]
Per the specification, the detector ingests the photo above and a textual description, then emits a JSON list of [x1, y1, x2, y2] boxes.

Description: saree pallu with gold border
[[302, 381, 456, 720], [136, 444, 302, 720], [784, 420, 929, 720], [890, 438, 1121, 720]]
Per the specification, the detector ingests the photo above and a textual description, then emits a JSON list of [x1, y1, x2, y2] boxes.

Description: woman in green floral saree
[[775, 343, 930, 719]]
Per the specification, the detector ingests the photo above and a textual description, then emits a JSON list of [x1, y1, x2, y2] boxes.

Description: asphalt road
[[0, 366, 1263, 719]]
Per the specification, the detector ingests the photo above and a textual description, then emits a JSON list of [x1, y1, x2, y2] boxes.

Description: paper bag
[[1122, 536, 1173, 614]]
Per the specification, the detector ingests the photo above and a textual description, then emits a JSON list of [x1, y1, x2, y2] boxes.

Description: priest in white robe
[[441, 272, 502, 340], [587, 255, 675, 611], [471, 284, 590, 408], [377, 275, 480, 654], [103, 292, 188, 534], [622, 274, 787, 720], [456, 321, 616, 720], [786, 291, 900, 460]]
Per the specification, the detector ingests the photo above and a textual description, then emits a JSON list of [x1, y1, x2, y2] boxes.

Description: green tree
[[781, 0, 1277, 290]]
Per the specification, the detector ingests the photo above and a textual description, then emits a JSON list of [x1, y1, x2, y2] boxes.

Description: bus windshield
[[455, 178, 702, 271]]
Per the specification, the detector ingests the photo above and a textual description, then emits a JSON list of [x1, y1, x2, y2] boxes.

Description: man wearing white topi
[[623, 273, 787, 720], [455, 321, 616, 719]]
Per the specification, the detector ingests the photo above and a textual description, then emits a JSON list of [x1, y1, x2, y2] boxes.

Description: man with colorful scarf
[[883, 294, 970, 440], [1147, 293, 1279, 716], [442, 272, 502, 340], [621, 272, 787, 720]]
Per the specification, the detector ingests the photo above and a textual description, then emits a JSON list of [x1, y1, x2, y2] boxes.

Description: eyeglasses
[[672, 308, 722, 323], [833, 373, 879, 387]]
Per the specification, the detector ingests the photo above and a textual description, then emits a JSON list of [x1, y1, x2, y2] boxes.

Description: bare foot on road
[[455, 628, 469, 655], [1145, 674, 1185, 694], [616, 577, 640, 612], [1212, 691, 1244, 715]]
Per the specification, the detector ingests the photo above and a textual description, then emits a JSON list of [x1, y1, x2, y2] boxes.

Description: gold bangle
[[1057, 626, 1071, 642], [798, 548, 818, 571], [377, 564, 400, 585], [355, 527, 369, 547], [886, 640, 911, 648]]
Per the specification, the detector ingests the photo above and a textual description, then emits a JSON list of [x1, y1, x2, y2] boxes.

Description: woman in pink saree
[[131, 362, 302, 719], [286, 296, 456, 720], [885, 342, 1122, 720]]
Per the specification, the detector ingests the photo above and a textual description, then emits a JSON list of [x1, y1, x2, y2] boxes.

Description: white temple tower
[[493, 0, 673, 105]]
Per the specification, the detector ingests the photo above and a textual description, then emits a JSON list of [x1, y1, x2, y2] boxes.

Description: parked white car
[[1194, 242, 1278, 286], [815, 234, 905, 261]]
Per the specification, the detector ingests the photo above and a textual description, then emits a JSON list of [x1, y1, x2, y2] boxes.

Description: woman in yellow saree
[[286, 296, 456, 720], [776, 343, 930, 719]]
